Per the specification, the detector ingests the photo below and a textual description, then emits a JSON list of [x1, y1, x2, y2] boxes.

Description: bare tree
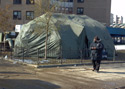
[[0, 5, 14, 50], [0, 5, 14, 32], [34, 0, 62, 59]]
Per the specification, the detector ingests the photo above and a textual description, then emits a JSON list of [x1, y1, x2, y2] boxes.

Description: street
[[0, 59, 125, 89]]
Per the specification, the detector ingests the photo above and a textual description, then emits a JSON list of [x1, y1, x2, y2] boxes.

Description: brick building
[[0, 0, 111, 26]]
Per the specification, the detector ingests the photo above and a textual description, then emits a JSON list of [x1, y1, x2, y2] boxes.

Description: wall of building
[[73, 0, 111, 25], [0, 0, 35, 25], [0, 0, 111, 26]]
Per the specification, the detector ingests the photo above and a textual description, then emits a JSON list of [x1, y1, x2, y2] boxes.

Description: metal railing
[[1, 46, 122, 66], [1, 46, 91, 65]]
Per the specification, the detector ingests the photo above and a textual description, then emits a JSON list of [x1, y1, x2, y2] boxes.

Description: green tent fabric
[[14, 13, 115, 59]]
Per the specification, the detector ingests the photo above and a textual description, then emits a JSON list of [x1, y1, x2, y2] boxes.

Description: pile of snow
[[40, 60, 50, 63], [4, 56, 50, 64], [12, 59, 36, 64], [115, 45, 125, 50]]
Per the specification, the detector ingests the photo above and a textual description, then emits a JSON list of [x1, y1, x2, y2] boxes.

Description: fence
[[0, 46, 122, 66], [0, 46, 91, 65]]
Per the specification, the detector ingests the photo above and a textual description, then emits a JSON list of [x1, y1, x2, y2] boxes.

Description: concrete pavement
[[0, 59, 125, 89]]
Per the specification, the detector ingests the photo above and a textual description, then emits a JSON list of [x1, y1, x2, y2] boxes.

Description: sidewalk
[[0, 58, 125, 89], [3, 57, 125, 68], [37, 60, 125, 68]]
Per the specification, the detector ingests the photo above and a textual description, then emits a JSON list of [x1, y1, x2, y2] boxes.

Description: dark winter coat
[[90, 40, 104, 60]]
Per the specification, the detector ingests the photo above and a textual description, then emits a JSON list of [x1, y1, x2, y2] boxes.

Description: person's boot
[[96, 70, 99, 73], [92, 69, 95, 71]]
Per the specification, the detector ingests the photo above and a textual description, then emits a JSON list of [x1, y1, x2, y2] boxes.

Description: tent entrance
[[84, 36, 90, 58], [78, 29, 90, 59]]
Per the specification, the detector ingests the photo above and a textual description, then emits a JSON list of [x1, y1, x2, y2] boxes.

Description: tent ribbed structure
[[14, 13, 115, 59]]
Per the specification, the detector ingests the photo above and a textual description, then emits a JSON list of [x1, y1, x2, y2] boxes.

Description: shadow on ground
[[0, 71, 30, 74], [115, 86, 125, 89], [99, 71, 125, 74], [0, 79, 60, 89]]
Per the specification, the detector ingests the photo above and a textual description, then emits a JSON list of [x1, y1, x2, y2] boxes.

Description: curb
[[37, 61, 125, 68], [4, 59, 38, 68], [37, 63, 91, 68], [4, 58, 125, 68]]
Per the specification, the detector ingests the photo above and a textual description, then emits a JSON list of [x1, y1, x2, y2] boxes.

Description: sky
[[111, 0, 125, 23]]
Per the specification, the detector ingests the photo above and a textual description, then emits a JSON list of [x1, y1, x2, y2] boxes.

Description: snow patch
[[40, 60, 50, 63], [115, 45, 125, 50]]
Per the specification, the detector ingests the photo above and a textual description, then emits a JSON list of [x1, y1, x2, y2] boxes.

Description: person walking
[[90, 36, 104, 72]]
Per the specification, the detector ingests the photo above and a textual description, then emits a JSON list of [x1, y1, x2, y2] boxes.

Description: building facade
[[110, 13, 114, 25], [0, 0, 111, 26], [0, 0, 35, 25]]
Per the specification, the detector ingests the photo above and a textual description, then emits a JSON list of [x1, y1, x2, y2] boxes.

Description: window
[[26, 11, 34, 20], [77, 7, 84, 15], [13, 0, 22, 4], [68, 8, 73, 13], [26, 0, 34, 4], [13, 11, 21, 20], [67, 0, 73, 2], [77, 0, 84, 3]]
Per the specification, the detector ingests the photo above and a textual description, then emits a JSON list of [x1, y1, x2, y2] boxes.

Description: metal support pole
[[23, 48, 24, 62], [11, 48, 13, 60], [80, 50, 83, 64], [113, 50, 116, 61], [60, 46, 63, 64], [37, 48, 39, 65]]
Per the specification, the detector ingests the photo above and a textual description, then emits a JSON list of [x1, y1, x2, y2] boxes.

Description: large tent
[[14, 13, 115, 59]]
